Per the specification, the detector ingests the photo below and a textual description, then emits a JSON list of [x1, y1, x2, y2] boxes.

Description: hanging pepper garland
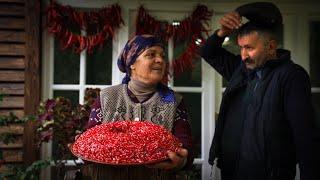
[[46, 1, 123, 53], [136, 5, 213, 75]]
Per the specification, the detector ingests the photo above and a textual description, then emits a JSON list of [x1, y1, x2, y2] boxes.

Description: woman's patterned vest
[[100, 84, 182, 131]]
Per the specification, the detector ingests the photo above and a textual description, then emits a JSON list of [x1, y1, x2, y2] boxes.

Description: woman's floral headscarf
[[117, 34, 163, 84], [117, 34, 175, 103]]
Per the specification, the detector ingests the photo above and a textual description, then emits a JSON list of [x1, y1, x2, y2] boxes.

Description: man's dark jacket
[[200, 33, 319, 180]]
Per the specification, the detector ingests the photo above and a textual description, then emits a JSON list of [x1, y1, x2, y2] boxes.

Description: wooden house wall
[[0, 0, 40, 173]]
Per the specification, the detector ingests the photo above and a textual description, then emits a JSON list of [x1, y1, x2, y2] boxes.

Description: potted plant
[[36, 88, 100, 179]]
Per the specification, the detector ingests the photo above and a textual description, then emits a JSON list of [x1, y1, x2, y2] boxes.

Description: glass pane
[[173, 38, 202, 87], [180, 92, 201, 158], [276, 25, 284, 49], [309, 21, 320, 87], [86, 19, 113, 85], [312, 93, 320, 129], [52, 90, 79, 172], [53, 20, 80, 84], [86, 38, 112, 85], [222, 33, 240, 55], [54, 39, 80, 84], [53, 90, 79, 108]]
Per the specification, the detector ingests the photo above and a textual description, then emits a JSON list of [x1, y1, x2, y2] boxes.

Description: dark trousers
[[221, 168, 295, 180]]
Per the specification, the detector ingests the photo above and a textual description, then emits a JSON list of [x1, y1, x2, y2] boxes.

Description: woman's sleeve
[[172, 99, 194, 170], [86, 97, 103, 129]]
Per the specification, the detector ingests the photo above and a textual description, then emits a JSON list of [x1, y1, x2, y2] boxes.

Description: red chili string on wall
[[46, 1, 124, 53], [136, 5, 213, 76]]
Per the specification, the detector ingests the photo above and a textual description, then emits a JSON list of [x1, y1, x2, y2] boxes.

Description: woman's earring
[[130, 65, 135, 70]]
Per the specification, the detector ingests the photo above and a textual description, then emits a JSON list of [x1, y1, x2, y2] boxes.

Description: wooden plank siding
[[0, 43, 25, 55], [0, 3, 24, 16], [0, 136, 23, 148], [0, 96, 24, 108], [0, 0, 24, 3], [0, 57, 25, 69], [2, 149, 23, 162], [0, 109, 24, 118], [0, 83, 24, 94], [0, 70, 24, 82], [0, 17, 25, 30], [0, 30, 26, 42], [0, 0, 40, 172], [0, 124, 24, 134]]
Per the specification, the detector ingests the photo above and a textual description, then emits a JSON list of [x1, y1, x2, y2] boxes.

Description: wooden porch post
[[23, 0, 41, 165]]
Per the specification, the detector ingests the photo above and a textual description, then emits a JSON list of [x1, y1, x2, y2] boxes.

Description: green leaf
[[0, 149, 3, 159], [0, 93, 5, 102]]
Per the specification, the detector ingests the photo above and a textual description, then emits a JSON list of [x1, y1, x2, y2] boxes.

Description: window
[[173, 38, 202, 158], [42, 6, 116, 179], [309, 20, 320, 129], [43, 2, 215, 179], [52, 12, 113, 106]]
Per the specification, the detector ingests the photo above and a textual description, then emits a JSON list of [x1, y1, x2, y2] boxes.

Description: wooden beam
[[23, 120, 38, 165], [23, 0, 41, 165], [0, 17, 24, 30], [0, 83, 24, 95], [24, 0, 40, 114], [0, 96, 24, 108], [0, 3, 24, 16], [0, 57, 25, 69], [0, 70, 24, 82], [0, 44, 25, 56], [0, 30, 25, 43]]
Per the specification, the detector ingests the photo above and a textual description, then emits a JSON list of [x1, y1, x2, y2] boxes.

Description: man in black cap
[[201, 2, 319, 180]]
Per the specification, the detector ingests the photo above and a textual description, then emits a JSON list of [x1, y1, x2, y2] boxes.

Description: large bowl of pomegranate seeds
[[71, 120, 182, 165]]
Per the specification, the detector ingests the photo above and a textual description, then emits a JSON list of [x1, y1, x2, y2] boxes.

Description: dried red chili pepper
[[71, 121, 182, 165], [46, 2, 123, 53]]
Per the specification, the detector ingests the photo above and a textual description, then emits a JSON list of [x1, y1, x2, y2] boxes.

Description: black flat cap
[[235, 2, 282, 28]]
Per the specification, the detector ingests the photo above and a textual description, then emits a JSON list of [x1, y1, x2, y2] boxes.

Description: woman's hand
[[67, 134, 80, 149], [146, 148, 188, 170]]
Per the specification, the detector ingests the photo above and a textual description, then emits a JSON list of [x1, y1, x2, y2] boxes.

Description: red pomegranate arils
[[71, 121, 182, 165]]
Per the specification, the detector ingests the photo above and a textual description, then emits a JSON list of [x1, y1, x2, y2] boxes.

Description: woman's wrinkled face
[[130, 46, 166, 85]]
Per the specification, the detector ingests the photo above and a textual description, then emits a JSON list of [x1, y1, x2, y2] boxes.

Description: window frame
[[308, 16, 320, 93]]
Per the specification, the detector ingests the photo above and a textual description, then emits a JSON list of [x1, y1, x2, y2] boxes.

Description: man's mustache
[[243, 58, 253, 64]]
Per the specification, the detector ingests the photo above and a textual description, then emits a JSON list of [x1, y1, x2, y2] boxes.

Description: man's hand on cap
[[217, 11, 242, 37]]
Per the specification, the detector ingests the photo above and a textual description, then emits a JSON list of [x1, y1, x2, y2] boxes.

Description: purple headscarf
[[117, 34, 164, 84], [117, 34, 175, 103]]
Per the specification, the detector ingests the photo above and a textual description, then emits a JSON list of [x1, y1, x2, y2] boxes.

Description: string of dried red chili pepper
[[46, 1, 124, 53], [135, 5, 213, 76]]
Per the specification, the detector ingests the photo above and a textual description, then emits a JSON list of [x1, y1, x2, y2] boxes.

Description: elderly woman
[[83, 34, 194, 179]]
